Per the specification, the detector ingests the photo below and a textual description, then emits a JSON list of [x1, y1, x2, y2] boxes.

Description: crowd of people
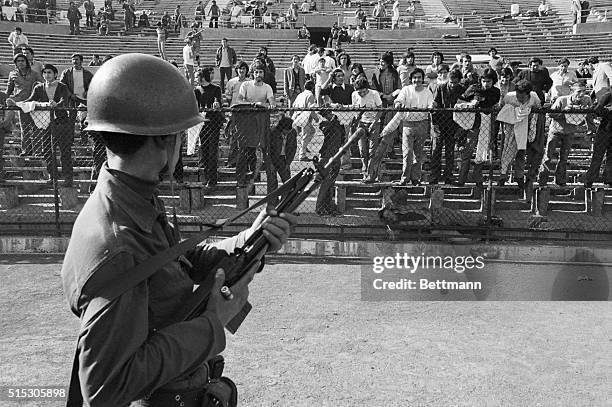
[[0, 0, 55, 24], [171, 40, 612, 216], [0, 36, 115, 187], [2, 28, 612, 217]]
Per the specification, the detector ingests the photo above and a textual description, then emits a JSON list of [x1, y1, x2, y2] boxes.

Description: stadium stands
[[2, 0, 612, 237]]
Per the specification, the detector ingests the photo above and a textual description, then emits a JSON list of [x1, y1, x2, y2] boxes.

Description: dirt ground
[[0, 255, 610, 407]]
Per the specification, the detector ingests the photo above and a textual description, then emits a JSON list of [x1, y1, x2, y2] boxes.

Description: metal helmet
[[86, 53, 203, 136]]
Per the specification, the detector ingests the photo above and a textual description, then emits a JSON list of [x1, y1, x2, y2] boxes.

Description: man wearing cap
[[7, 27, 28, 55], [215, 38, 237, 94], [185, 23, 202, 67], [538, 82, 592, 186], [5, 53, 43, 156], [61, 53, 296, 406], [60, 53, 94, 142]]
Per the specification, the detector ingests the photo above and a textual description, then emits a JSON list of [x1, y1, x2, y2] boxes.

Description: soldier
[[61, 54, 296, 406]]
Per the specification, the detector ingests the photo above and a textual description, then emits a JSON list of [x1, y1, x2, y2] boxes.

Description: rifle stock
[[176, 125, 361, 333]]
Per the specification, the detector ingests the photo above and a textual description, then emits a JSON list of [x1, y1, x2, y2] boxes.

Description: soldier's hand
[[250, 207, 298, 252], [208, 266, 257, 327]]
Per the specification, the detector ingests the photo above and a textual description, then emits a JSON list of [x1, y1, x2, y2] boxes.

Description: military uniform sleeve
[[77, 251, 226, 406], [186, 230, 252, 282]]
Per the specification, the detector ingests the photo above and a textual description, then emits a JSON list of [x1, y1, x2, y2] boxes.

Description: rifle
[[175, 126, 361, 334]]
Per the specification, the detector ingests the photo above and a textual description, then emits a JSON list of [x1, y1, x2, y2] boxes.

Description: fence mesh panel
[[1, 105, 611, 237]]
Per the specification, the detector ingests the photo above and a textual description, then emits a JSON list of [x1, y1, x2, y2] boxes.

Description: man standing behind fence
[[216, 38, 237, 94], [195, 67, 223, 187], [60, 53, 94, 144], [20, 64, 73, 186], [584, 87, 612, 188], [236, 61, 275, 187], [538, 82, 592, 187], [6, 53, 42, 156], [284, 54, 306, 108]]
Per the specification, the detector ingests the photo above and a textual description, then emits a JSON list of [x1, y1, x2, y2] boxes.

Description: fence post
[[485, 109, 497, 230], [50, 110, 61, 235]]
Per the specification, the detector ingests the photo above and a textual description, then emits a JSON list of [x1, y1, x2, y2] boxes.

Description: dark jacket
[[59, 67, 94, 104], [67, 5, 82, 20], [215, 46, 237, 67], [432, 81, 465, 126], [514, 69, 553, 103], [283, 66, 306, 99], [371, 68, 400, 106], [319, 114, 344, 159], [26, 81, 71, 121], [320, 83, 354, 105]]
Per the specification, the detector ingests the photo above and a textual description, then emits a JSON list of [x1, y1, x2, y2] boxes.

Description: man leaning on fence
[[19, 64, 73, 186], [60, 53, 296, 407], [236, 61, 275, 187], [195, 67, 223, 187], [538, 81, 592, 187], [584, 86, 612, 188], [430, 69, 465, 184], [6, 53, 42, 156]]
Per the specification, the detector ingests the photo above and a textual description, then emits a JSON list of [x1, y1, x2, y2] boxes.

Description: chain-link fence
[[1, 104, 611, 238]]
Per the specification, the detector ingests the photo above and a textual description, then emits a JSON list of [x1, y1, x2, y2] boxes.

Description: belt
[[139, 388, 206, 407]]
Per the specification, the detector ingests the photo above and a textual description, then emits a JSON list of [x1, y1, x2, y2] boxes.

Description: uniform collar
[[96, 164, 162, 234]]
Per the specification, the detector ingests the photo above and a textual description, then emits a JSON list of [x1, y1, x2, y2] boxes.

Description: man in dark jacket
[[316, 110, 344, 216], [269, 115, 297, 186], [215, 38, 237, 94], [25, 64, 74, 186], [513, 57, 553, 184], [60, 53, 94, 142], [431, 69, 465, 184], [67, 1, 82, 34]]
